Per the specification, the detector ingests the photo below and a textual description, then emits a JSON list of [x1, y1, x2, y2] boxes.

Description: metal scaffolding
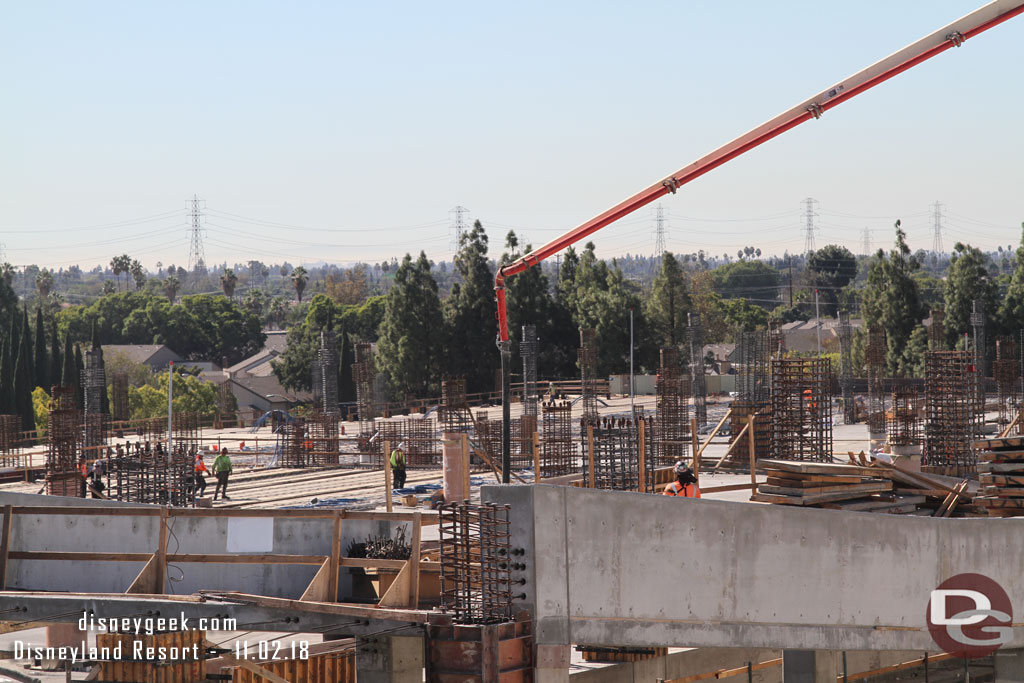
[[652, 348, 690, 473], [995, 336, 1020, 431], [770, 358, 833, 462], [887, 381, 922, 447], [924, 350, 979, 476], [439, 502, 513, 625], [539, 401, 576, 478], [578, 328, 598, 424], [688, 312, 707, 428], [866, 327, 887, 434], [838, 311, 856, 424], [521, 324, 539, 420]]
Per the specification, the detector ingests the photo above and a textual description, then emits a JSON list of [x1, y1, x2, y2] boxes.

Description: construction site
[[2, 2, 1024, 682]]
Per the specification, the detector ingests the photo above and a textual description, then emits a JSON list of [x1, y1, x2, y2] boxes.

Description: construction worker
[[663, 461, 701, 498], [193, 448, 208, 498], [390, 442, 407, 490], [78, 456, 89, 498], [212, 447, 232, 501]]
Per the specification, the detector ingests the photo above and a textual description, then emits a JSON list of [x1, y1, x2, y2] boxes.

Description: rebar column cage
[[887, 381, 922, 447], [770, 358, 833, 462], [111, 372, 129, 423], [317, 329, 339, 414], [172, 411, 201, 456], [439, 502, 513, 625], [216, 381, 234, 426], [578, 328, 599, 424], [521, 324, 539, 420], [971, 299, 987, 377], [377, 418, 404, 468], [0, 414, 21, 464], [102, 442, 193, 506], [929, 308, 945, 350], [729, 400, 771, 466], [736, 331, 770, 403], [440, 378, 472, 434], [46, 387, 81, 497], [688, 312, 707, 428], [404, 414, 440, 468], [652, 348, 690, 473], [278, 419, 308, 467], [308, 412, 340, 465], [83, 349, 107, 455], [353, 342, 377, 449], [995, 336, 1020, 430], [838, 311, 856, 424], [539, 401, 576, 478], [476, 414, 528, 472], [582, 417, 640, 491], [866, 327, 887, 434], [924, 350, 979, 476]]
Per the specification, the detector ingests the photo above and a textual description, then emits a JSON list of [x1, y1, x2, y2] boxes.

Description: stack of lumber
[[866, 456, 975, 517], [751, 460, 920, 513], [974, 436, 1024, 517]]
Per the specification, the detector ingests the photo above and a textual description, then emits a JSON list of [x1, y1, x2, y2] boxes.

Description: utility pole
[[450, 206, 470, 252], [653, 204, 667, 258], [187, 195, 206, 273], [788, 257, 794, 307], [803, 198, 818, 255]]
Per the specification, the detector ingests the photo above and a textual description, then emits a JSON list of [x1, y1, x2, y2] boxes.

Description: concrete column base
[[535, 643, 570, 683], [995, 649, 1024, 682], [356, 634, 423, 683]]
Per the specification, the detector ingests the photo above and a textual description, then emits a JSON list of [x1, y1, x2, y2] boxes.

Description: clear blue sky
[[1, 1, 1022, 270]]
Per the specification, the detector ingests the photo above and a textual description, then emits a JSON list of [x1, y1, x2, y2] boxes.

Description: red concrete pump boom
[[492, 0, 1024, 483], [494, 0, 1024, 345]]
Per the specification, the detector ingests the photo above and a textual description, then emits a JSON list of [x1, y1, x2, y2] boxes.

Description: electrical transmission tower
[[861, 227, 872, 256], [653, 204, 667, 257], [187, 195, 206, 273], [931, 201, 945, 256], [449, 206, 470, 251], [802, 198, 818, 254]]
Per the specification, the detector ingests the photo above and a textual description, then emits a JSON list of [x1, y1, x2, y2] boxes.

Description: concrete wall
[[1, 493, 407, 599], [483, 484, 1024, 652]]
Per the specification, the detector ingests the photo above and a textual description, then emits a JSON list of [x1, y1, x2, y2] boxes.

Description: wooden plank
[[532, 432, 541, 481], [942, 481, 969, 518], [694, 407, 731, 459], [758, 460, 877, 477], [974, 497, 1024, 509], [7, 551, 154, 562], [462, 433, 470, 502], [0, 505, 12, 590], [973, 435, 1024, 450], [328, 511, 342, 603], [124, 553, 161, 594], [765, 476, 866, 488], [759, 481, 891, 497], [712, 420, 749, 472], [410, 511, 421, 609], [690, 417, 700, 486], [156, 506, 169, 594], [980, 474, 1024, 486], [748, 414, 757, 495], [377, 560, 413, 608], [978, 462, 1024, 473], [978, 449, 1024, 462], [998, 411, 1023, 438], [762, 471, 869, 484], [206, 592, 431, 623], [207, 641, 290, 683], [300, 559, 333, 602], [384, 440, 393, 513]]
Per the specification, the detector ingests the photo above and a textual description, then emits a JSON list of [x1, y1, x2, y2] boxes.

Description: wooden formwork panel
[[96, 629, 204, 682], [231, 649, 356, 683]]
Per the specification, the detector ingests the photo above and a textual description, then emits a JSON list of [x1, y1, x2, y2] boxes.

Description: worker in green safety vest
[[390, 442, 407, 489], [212, 448, 233, 501]]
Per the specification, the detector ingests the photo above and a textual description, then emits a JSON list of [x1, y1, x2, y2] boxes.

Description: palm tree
[[109, 254, 131, 291], [290, 266, 308, 303], [0, 263, 15, 287], [220, 268, 238, 300], [35, 269, 54, 299], [268, 297, 287, 329], [129, 260, 146, 291], [163, 275, 180, 303], [102, 281, 116, 296]]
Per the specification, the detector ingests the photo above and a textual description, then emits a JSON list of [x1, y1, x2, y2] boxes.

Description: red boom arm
[[494, 0, 1024, 345]]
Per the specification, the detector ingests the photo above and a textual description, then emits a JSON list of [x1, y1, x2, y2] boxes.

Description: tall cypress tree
[[14, 327, 34, 430], [33, 307, 47, 391], [20, 307, 33, 391], [74, 344, 84, 409], [61, 331, 75, 390], [0, 332, 13, 414], [48, 326, 61, 394]]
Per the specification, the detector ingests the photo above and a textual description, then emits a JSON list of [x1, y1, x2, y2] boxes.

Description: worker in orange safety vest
[[663, 460, 701, 498]]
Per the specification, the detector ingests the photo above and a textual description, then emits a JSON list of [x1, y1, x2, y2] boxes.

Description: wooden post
[[383, 440, 393, 513], [695, 407, 732, 460], [690, 417, 700, 486], [156, 506, 169, 593], [638, 418, 646, 493], [586, 424, 595, 489], [461, 433, 470, 502], [0, 505, 12, 590], [748, 414, 757, 496], [410, 512, 422, 608], [328, 511, 342, 602], [532, 432, 541, 482]]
